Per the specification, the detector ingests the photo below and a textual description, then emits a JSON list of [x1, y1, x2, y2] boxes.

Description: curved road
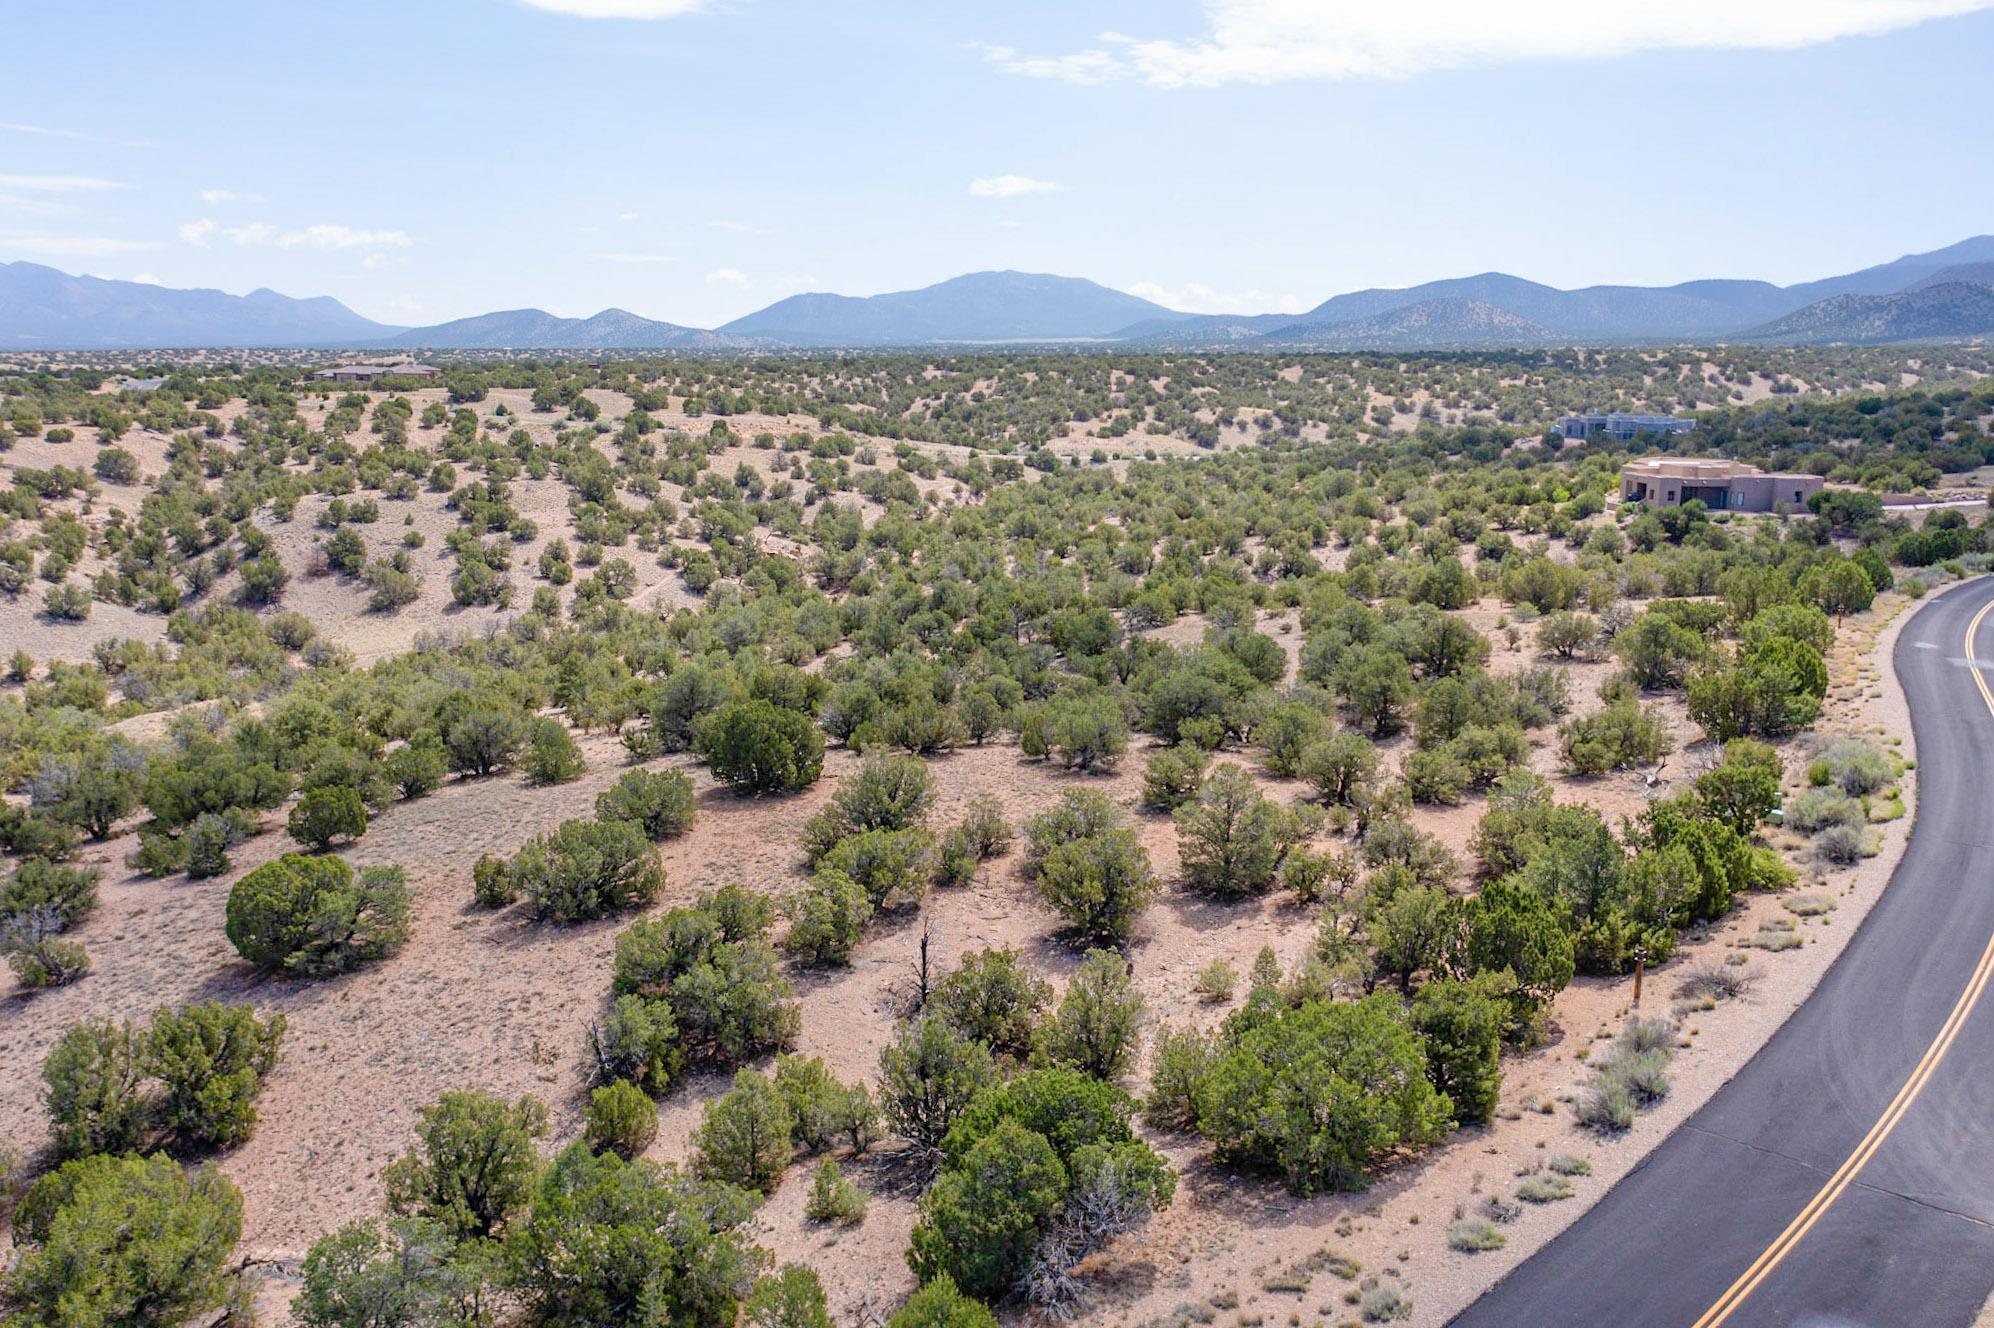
[[1455, 577, 1994, 1328]]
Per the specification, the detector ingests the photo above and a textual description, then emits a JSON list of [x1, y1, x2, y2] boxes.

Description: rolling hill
[[385, 307, 761, 351], [1740, 280, 1994, 345], [1259, 297, 1559, 350]]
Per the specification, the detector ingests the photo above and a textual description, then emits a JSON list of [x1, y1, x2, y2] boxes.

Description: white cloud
[[178, 217, 217, 246], [1, 121, 92, 140], [1127, 280, 1308, 316], [0, 229, 161, 257], [991, 0, 1994, 87], [969, 174, 1064, 199], [709, 218, 771, 235], [617, 210, 639, 222], [979, 45, 1128, 85], [0, 174, 126, 192], [199, 188, 236, 204], [0, 122, 146, 148], [0, 193, 68, 219], [517, 0, 703, 16], [595, 251, 676, 264], [131, 272, 162, 285], [704, 268, 750, 287], [222, 222, 413, 249]]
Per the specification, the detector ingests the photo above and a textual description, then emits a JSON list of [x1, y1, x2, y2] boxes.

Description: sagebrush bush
[[1810, 738, 1892, 796], [1784, 786, 1864, 835], [1449, 1218, 1507, 1252]]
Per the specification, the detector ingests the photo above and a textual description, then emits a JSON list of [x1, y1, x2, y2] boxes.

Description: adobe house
[[1618, 458, 1822, 513]]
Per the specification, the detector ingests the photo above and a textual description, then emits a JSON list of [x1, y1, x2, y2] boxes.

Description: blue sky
[[4, 0, 1992, 328]]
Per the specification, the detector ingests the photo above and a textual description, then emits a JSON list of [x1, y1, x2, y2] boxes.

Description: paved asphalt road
[[1454, 578, 1994, 1328]]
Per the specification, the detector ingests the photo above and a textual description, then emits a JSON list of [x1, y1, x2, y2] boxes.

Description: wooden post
[[1632, 947, 1647, 1009]]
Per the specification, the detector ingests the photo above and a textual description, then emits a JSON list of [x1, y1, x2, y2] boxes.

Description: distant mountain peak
[[0, 262, 400, 349], [718, 270, 1196, 346]]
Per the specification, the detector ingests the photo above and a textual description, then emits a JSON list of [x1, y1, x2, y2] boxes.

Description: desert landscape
[[2, 345, 1989, 1328]]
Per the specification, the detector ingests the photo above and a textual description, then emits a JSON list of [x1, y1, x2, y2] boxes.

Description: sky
[[4, 0, 1992, 329]]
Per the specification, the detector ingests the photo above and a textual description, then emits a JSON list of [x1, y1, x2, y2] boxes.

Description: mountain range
[[3, 236, 1992, 352]]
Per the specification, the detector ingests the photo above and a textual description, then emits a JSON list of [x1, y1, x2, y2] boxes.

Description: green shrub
[[783, 868, 874, 964], [144, 1002, 286, 1151], [1037, 949, 1145, 1080], [1035, 827, 1158, 946], [955, 794, 1012, 858], [504, 1142, 762, 1328], [913, 1068, 1173, 1305], [1142, 1024, 1217, 1130], [1175, 765, 1309, 898], [694, 1070, 796, 1192], [42, 1017, 149, 1159], [472, 852, 518, 907], [880, 1015, 998, 1152], [225, 855, 411, 975], [1558, 699, 1672, 775], [820, 827, 935, 912], [288, 784, 368, 849], [1, 857, 98, 928], [524, 717, 587, 784], [1042, 690, 1130, 771], [934, 947, 1051, 1058], [7, 1154, 243, 1328], [804, 1157, 867, 1224], [886, 1273, 997, 1328], [382, 1090, 547, 1241], [297, 1216, 489, 1328], [509, 817, 664, 922], [585, 1079, 660, 1159], [612, 887, 798, 1064], [1297, 732, 1379, 807], [696, 698, 824, 793], [1409, 980, 1502, 1126], [586, 993, 683, 1092], [437, 698, 527, 777], [745, 1265, 835, 1328], [1140, 743, 1209, 811], [1195, 994, 1451, 1194], [384, 738, 448, 799], [800, 753, 934, 860], [596, 768, 698, 839], [1022, 788, 1123, 875], [4, 915, 90, 988]]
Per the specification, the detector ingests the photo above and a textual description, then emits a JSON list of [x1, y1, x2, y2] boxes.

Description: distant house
[[1619, 458, 1822, 513], [120, 376, 167, 392], [1559, 412, 1695, 441], [312, 362, 441, 383]]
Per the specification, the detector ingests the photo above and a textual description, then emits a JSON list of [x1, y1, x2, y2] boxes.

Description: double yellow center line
[[1692, 591, 1994, 1328]]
